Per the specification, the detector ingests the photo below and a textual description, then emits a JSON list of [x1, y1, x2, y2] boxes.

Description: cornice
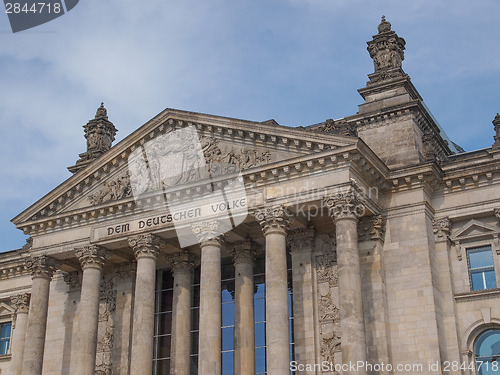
[[12, 110, 357, 227], [455, 288, 500, 303]]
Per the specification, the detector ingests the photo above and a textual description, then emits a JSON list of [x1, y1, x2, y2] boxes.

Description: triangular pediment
[[0, 302, 14, 316], [12, 108, 358, 229], [451, 219, 500, 241]]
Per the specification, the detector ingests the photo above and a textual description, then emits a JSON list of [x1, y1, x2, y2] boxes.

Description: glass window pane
[[255, 347, 266, 374], [471, 272, 486, 291], [485, 270, 497, 289], [160, 272, 174, 290], [158, 312, 172, 335], [254, 298, 265, 323], [155, 359, 170, 375], [191, 308, 200, 331], [157, 335, 171, 359], [222, 351, 234, 375], [0, 323, 11, 339], [222, 327, 234, 351], [0, 340, 8, 355], [475, 329, 500, 356], [468, 247, 494, 269], [222, 288, 235, 303], [159, 291, 173, 312], [255, 322, 266, 348], [191, 331, 199, 355], [222, 303, 235, 327]]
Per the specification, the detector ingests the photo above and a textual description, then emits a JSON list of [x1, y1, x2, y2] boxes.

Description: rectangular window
[[153, 270, 174, 374], [467, 246, 497, 291], [0, 322, 11, 355]]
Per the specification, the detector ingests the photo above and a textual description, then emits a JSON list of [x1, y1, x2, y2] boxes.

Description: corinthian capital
[[192, 220, 225, 248], [432, 217, 451, 241], [75, 245, 112, 270], [26, 255, 61, 279], [11, 293, 30, 314], [231, 240, 257, 265], [128, 233, 163, 259], [323, 189, 365, 221], [166, 251, 199, 276], [254, 205, 293, 236]]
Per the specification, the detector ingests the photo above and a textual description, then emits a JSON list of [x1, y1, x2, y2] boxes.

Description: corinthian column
[[167, 251, 199, 375], [74, 245, 111, 375], [324, 190, 367, 375], [255, 206, 292, 375], [232, 240, 256, 375], [192, 220, 223, 375], [9, 294, 30, 375], [128, 234, 162, 375], [22, 255, 60, 375]]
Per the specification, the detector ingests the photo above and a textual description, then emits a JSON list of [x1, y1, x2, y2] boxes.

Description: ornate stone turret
[[68, 103, 117, 173], [366, 15, 407, 85], [492, 113, 500, 149]]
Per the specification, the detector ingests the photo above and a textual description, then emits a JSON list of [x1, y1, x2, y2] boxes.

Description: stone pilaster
[[9, 294, 30, 375], [22, 255, 60, 375], [193, 221, 224, 375], [74, 245, 112, 375], [128, 234, 163, 375], [323, 192, 367, 375], [232, 240, 257, 375], [167, 251, 199, 375], [432, 217, 462, 375], [288, 227, 317, 374], [255, 206, 292, 375]]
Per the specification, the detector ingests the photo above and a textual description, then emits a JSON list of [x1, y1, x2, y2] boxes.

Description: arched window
[[474, 329, 500, 375]]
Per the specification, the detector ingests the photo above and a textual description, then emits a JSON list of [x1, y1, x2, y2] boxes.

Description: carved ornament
[[166, 251, 200, 276], [323, 189, 365, 221], [231, 240, 257, 265], [288, 227, 315, 253], [26, 255, 61, 279], [192, 220, 225, 247], [128, 233, 163, 259], [432, 217, 451, 241], [75, 245, 112, 270], [11, 293, 30, 314], [358, 215, 385, 242], [254, 206, 293, 236]]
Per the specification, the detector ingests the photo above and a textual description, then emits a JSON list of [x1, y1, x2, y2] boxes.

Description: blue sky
[[0, 0, 499, 251]]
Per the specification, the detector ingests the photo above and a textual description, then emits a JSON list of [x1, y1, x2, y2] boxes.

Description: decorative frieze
[[11, 293, 30, 314], [88, 173, 131, 205], [254, 206, 293, 235], [26, 255, 61, 279], [75, 245, 112, 270], [323, 189, 365, 221], [128, 233, 163, 259]]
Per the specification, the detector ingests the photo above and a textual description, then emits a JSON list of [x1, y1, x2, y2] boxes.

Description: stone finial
[[128, 233, 163, 259], [26, 255, 61, 279], [75, 245, 112, 270], [492, 113, 500, 148], [68, 102, 118, 173], [323, 189, 365, 221], [366, 16, 406, 84], [11, 293, 30, 314], [254, 206, 294, 236]]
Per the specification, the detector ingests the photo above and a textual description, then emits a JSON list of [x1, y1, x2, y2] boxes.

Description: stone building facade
[[0, 17, 499, 375]]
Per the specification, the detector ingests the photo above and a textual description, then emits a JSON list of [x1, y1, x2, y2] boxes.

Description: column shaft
[[170, 263, 194, 375], [21, 276, 51, 375], [130, 256, 157, 374], [75, 267, 104, 375], [336, 218, 367, 374], [234, 247, 255, 375], [265, 231, 290, 375], [198, 242, 222, 375]]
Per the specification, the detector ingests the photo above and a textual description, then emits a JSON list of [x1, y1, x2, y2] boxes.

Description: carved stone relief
[[315, 246, 341, 373], [88, 134, 272, 205], [95, 274, 117, 374]]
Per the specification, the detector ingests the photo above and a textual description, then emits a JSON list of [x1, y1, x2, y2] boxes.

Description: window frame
[[0, 317, 13, 357], [466, 244, 497, 291]]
